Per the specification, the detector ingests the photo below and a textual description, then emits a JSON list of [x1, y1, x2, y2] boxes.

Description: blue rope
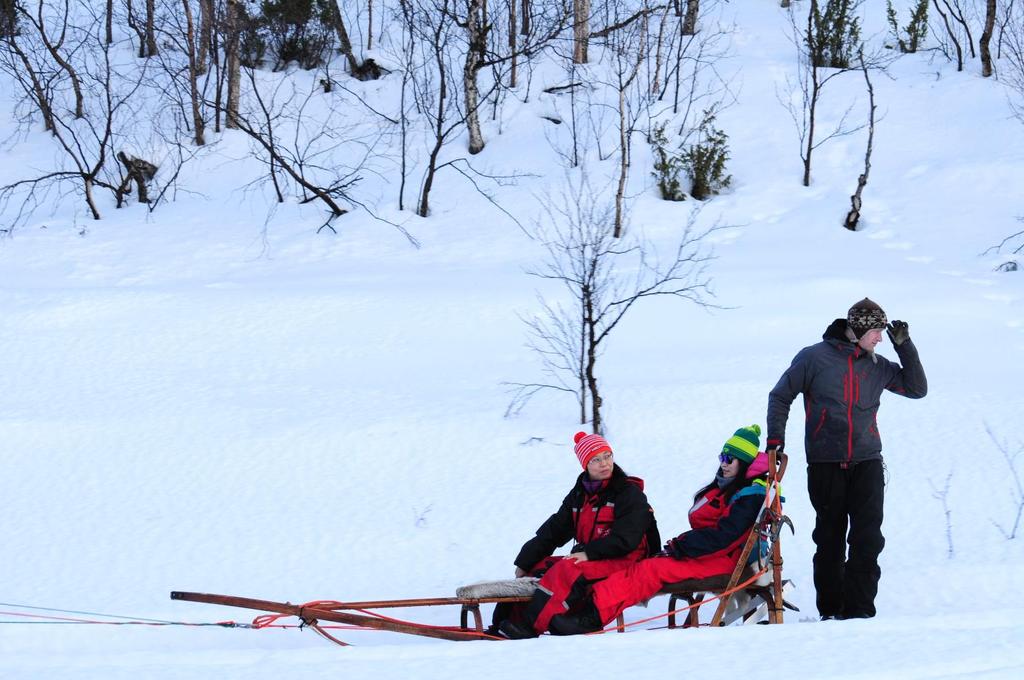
[[0, 601, 183, 624], [0, 601, 250, 627]]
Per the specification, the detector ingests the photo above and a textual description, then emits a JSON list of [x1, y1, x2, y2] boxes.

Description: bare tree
[[682, 0, 698, 35], [0, 2, 150, 226], [987, 424, 1024, 540], [182, 0, 206, 145], [980, 0, 996, 76], [458, 0, 570, 154], [509, 0, 519, 86], [105, 0, 114, 43], [229, 69, 356, 227], [225, 0, 242, 128], [573, 0, 589, 63], [197, 0, 214, 74], [368, 0, 375, 49], [125, 0, 148, 57], [662, 0, 730, 117], [928, 471, 955, 558], [18, 1, 85, 119], [931, 0, 964, 70], [1, 29, 56, 133], [843, 51, 874, 230], [651, 4, 672, 94], [1005, 3, 1024, 120], [146, 0, 159, 56], [932, 0, 976, 71], [602, 2, 650, 237], [981, 217, 1023, 270], [328, 0, 381, 79], [507, 172, 717, 432], [782, 2, 869, 186], [398, 0, 561, 214], [463, 0, 488, 154], [406, 0, 461, 216]]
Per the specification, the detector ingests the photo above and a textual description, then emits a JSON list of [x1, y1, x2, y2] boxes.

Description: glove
[[886, 320, 910, 346], [766, 438, 784, 454], [663, 537, 686, 559]]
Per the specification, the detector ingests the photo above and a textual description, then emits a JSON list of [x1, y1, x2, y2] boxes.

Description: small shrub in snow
[[238, 3, 269, 68], [683, 110, 732, 201], [808, 0, 863, 69], [261, 0, 334, 71], [886, 0, 929, 54], [650, 122, 687, 202]]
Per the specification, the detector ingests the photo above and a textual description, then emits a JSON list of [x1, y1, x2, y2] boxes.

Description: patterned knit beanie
[[722, 424, 761, 464], [574, 431, 612, 469], [847, 297, 888, 339]]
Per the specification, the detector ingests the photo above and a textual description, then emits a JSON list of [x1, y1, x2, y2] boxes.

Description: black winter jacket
[[514, 465, 660, 571], [767, 319, 928, 464]]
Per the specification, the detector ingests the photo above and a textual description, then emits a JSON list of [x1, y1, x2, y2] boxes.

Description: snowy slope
[[2, 1, 1024, 677]]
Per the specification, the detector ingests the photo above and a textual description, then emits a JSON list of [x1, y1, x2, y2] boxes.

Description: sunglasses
[[718, 453, 736, 464]]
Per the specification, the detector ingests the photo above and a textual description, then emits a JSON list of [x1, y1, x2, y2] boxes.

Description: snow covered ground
[[2, 1, 1024, 677]]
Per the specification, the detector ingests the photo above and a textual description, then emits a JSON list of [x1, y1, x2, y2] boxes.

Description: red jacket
[[515, 465, 660, 571], [667, 481, 766, 562]]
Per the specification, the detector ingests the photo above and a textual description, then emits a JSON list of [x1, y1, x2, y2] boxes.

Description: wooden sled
[[171, 452, 792, 643]]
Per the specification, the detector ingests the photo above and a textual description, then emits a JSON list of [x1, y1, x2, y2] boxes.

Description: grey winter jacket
[[766, 319, 928, 464]]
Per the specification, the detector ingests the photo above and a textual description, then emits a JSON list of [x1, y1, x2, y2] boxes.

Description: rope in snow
[[0, 601, 409, 645], [0, 602, 249, 628]]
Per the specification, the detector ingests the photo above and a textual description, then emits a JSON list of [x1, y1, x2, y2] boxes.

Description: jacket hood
[[823, 318, 853, 343], [745, 451, 770, 479]]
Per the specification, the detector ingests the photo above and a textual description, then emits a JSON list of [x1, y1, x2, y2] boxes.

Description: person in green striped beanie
[[722, 424, 762, 464], [712, 424, 765, 495]]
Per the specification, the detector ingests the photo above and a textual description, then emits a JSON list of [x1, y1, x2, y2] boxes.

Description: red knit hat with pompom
[[574, 431, 612, 469]]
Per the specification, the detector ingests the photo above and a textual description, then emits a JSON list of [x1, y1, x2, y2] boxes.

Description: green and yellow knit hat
[[722, 424, 762, 464]]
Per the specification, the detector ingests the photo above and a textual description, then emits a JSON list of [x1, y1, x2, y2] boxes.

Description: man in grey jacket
[[766, 298, 927, 620]]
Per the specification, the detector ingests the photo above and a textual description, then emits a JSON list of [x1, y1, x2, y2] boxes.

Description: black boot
[[548, 601, 603, 636], [498, 619, 539, 640]]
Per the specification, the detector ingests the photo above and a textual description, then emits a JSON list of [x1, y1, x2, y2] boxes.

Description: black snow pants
[[807, 459, 885, 619]]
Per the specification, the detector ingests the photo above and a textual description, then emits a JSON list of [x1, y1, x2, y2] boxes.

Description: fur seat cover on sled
[[455, 577, 540, 599]]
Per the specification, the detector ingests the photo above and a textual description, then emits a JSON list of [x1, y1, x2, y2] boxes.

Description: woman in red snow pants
[[548, 424, 770, 635], [494, 432, 660, 639]]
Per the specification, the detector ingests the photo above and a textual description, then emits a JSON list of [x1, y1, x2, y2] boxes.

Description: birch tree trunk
[[225, 0, 241, 129], [464, 0, 486, 154], [980, 0, 996, 77], [509, 0, 518, 88], [682, 0, 698, 35], [573, 0, 590, 63], [652, 5, 671, 95], [328, 0, 362, 75], [182, 0, 205, 145], [197, 0, 213, 75], [145, 0, 158, 56]]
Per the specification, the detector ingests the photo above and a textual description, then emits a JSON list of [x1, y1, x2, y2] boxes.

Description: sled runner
[[172, 452, 792, 644]]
